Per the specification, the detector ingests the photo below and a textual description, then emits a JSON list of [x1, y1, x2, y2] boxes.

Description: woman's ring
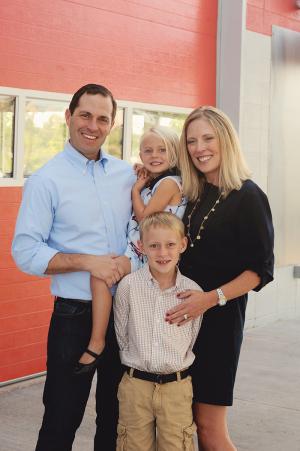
[[183, 313, 189, 320]]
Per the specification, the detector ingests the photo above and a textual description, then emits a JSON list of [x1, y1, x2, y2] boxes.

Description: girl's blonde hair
[[140, 126, 179, 169], [179, 106, 251, 201]]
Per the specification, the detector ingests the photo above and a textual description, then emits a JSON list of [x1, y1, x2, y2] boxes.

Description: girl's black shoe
[[74, 348, 103, 375]]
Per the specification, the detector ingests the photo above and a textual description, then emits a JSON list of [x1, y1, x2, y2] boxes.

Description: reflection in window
[[104, 108, 124, 159], [131, 109, 187, 164], [24, 99, 68, 176], [0, 96, 15, 178]]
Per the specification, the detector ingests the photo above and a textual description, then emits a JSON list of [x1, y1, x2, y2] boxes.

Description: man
[[12, 84, 135, 451]]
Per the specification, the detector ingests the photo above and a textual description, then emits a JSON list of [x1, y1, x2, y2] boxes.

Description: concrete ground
[[0, 318, 299, 451]]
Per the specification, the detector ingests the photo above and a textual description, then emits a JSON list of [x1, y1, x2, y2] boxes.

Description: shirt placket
[[92, 160, 115, 253], [150, 285, 164, 372]]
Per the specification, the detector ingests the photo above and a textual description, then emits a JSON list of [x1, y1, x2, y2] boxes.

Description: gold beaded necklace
[[186, 191, 224, 247]]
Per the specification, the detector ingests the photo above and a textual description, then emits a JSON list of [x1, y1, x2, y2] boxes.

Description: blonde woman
[[166, 106, 274, 450]]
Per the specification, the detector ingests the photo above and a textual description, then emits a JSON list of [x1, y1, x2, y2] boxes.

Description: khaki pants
[[116, 372, 196, 451]]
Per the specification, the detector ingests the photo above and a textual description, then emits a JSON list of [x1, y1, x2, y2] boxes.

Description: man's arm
[[12, 175, 60, 276], [46, 253, 124, 287], [12, 175, 124, 286]]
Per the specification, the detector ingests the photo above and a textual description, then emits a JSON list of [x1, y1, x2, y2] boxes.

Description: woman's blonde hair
[[179, 106, 251, 201], [140, 126, 179, 169]]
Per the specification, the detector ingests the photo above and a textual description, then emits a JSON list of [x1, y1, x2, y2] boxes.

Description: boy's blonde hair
[[140, 126, 179, 169], [139, 212, 185, 241], [179, 106, 251, 201]]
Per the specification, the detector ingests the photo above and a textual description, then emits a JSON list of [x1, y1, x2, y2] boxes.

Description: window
[[0, 95, 15, 178], [24, 99, 69, 177], [103, 108, 124, 159], [130, 109, 187, 164], [24, 101, 124, 176], [0, 87, 190, 185]]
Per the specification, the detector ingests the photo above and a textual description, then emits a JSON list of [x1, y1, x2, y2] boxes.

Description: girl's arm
[[132, 178, 181, 222]]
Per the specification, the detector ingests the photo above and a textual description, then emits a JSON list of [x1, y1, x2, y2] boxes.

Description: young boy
[[114, 211, 203, 451]]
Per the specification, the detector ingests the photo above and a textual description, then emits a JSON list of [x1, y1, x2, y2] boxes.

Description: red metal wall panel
[[0, 187, 52, 382], [247, 0, 300, 35], [0, 188, 52, 382], [0, 1, 218, 382], [0, 0, 217, 107]]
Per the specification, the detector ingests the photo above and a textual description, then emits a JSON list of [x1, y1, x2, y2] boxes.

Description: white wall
[[217, 1, 300, 328], [240, 29, 300, 328]]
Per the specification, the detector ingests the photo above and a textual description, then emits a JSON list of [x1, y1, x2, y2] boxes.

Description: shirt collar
[[141, 263, 184, 292], [63, 141, 110, 174]]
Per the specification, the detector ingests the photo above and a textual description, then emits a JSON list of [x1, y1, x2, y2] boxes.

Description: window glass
[[131, 109, 187, 164], [24, 99, 68, 176], [24, 100, 124, 175], [104, 108, 124, 159], [0, 95, 15, 178]]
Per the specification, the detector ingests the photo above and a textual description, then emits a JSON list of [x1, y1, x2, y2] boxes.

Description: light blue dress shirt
[[12, 141, 135, 300]]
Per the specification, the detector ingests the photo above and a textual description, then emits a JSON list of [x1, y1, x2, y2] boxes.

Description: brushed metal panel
[[269, 26, 300, 266]]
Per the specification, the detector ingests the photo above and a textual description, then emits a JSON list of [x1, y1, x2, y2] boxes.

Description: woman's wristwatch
[[216, 287, 227, 306]]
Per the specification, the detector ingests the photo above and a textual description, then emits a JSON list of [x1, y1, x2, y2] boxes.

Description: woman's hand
[[165, 290, 217, 326]]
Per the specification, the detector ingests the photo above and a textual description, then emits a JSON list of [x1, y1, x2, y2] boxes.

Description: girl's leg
[[78, 277, 112, 365], [193, 402, 237, 451]]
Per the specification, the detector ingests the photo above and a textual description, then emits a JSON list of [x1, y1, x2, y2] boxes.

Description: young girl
[[74, 127, 186, 374]]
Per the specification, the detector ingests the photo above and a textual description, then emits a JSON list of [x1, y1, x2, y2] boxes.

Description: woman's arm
[[132, 178, 181, 222], [165, 269, 260, 326]]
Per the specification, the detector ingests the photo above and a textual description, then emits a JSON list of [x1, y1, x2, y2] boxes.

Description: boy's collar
[[142, 263, 183, 292]]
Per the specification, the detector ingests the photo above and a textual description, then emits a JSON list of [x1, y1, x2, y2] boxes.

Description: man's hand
[[85, 254, 122, 287], [115, 256, 131, 278], [46, 253, 122, 288]]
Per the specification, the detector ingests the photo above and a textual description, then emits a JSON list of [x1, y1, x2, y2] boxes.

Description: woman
[[165, 106, 274, 450]]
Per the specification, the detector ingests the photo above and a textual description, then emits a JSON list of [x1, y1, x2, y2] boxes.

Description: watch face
[[218, 298, 227, 306]]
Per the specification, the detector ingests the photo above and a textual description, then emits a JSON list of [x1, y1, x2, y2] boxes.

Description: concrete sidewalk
[[1, 318, 300, 451]]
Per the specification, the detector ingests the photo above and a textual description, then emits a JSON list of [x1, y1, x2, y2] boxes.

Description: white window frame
[[0, 86, 191, 187]]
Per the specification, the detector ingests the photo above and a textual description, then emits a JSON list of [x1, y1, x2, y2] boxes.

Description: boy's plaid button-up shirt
[[114, 264, 203, 374]]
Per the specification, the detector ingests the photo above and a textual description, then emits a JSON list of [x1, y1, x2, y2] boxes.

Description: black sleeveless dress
[[179, 180, 274, 405]]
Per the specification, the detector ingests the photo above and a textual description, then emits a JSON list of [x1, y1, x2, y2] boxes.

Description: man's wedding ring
[[183, 314, 189, 320]]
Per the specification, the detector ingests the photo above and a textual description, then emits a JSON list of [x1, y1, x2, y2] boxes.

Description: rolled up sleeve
[[237, 185, 274, 292], [12, 175, 59, 276]]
